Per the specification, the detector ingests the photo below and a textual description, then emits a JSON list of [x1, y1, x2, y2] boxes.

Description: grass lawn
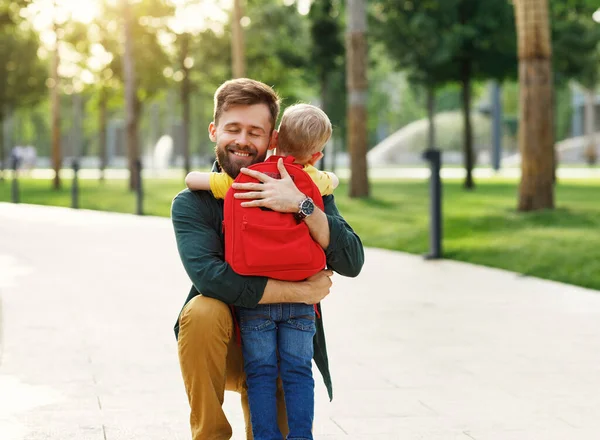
[[1, 176, 599, 291]]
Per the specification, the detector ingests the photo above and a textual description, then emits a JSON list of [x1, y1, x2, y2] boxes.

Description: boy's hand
[[232, 158, 305, 213]]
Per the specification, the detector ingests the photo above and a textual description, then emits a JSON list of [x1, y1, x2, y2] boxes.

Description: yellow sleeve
[[209, 172, 235, 199], [303, 165, 334, 196]]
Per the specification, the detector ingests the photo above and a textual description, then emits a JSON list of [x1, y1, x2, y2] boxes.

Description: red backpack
[[223, 155, 326, 281]]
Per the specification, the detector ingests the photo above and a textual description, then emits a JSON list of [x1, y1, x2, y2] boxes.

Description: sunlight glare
[[167, 0, 230, 35]]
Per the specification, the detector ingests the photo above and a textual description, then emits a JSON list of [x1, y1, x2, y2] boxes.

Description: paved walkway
[[1, 203, 600, 440]]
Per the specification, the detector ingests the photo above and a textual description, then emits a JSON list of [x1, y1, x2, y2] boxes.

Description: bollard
[[71, 159, 79, 209], [422, 149, 443, 259], [491, 81, 502, 171], [11, 154, 19, 204], [135, 159, 143, 216]]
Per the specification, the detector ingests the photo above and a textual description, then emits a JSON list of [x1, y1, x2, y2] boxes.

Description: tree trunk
[[317, 73, 329, 170], [231, 0, 246, 78], [346, 0, 369, 198], [51, 24, 62, 190], [514, 0, 554, 211], [426, 86, 436, 150], [180, 33, 191, 175], [584, 88, 597, 165], [461, 60, 475, 190], [99, 86, 107, 181], [122, 0, 139, 191], [71, 93, 83, 158]]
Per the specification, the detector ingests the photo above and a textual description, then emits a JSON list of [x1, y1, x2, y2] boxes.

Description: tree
[[0, 15, 46, 180], [231, 0, 246, 78], [551, 0, 600, 165], [514, 0, 555, 211], [308, 0, 345, 170], [166, 0, 225, 176], [550, 0, 600, 164], [309, 0, 344, 118], [371, 0, 516, 189], [579, 46, 599, 165], [346, 0, 369, 198], [112, 0, 171, 190], [121, 0, 139, 190], [245, 0, 314, 103], [179, 32, 192, 174]]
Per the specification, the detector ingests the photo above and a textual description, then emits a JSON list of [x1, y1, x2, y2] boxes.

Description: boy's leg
[[241, 377, 289, 440], [239, 305, 281, 440], [178, 295, 235, 440], [220, 308, 291, 440], [278, 304, 316, 440]]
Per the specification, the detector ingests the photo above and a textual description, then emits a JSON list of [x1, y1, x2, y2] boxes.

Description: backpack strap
[[265, 155, 296, 164]]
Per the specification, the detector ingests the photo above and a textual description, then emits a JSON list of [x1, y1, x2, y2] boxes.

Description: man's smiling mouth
[[232, 151, 251, 157]]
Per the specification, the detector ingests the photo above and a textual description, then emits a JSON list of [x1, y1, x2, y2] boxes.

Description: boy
[[185, 103, 337, 440]]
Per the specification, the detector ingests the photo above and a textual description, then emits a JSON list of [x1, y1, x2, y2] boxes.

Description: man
[[171, 78, 364, 440]]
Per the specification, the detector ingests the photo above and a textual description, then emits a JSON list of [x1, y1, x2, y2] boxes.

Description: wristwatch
[[294, 196, 315, 221]]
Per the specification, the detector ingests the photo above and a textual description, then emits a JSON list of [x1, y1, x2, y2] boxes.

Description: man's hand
[[259, 269, 334, 305], [232, 158, 305, 213], [301, 270, 334, 304]]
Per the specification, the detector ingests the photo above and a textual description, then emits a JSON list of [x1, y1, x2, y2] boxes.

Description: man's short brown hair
[[213, 78, 280, 131], [277, 104, 332, 160]]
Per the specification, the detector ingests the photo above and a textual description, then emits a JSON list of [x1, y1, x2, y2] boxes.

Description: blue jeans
[[237, 303, 316, 440]]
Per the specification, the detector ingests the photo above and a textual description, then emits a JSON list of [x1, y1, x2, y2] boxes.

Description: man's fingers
[[240, 200, 265, 208], [240, 167, 273, 182], [307, 269, 334, 281], [277, 158, 291, 179], [234, 191, 265, 200], [232, 182, 264, 191]]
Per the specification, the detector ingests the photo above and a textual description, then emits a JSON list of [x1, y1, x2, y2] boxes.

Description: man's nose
[[235, 131, 249, 147]]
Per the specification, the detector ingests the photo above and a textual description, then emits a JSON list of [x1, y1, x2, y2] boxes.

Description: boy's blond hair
[[277, 104, 332, 160]]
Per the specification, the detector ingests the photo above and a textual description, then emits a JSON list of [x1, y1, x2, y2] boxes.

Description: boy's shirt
[[209, 164, 334, 199]]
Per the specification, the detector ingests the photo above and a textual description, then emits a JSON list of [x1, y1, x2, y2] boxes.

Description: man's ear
[[268, 130, 279, 151], [307, 151, 324, 166], [208, 122, 217, 142]]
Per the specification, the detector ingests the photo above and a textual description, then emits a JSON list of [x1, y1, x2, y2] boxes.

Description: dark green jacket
[[171, 178, 364, 401]]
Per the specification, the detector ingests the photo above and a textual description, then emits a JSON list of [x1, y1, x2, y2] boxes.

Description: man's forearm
[[304, 207, 330, 250], [259, 279, 303, 304], [258, 269, 333, 305]]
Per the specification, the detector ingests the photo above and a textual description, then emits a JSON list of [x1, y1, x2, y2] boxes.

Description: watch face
[[301, 198, 315, 216]]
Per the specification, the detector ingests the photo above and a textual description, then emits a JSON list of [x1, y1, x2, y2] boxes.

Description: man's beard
[[215, 143, 267, 178]]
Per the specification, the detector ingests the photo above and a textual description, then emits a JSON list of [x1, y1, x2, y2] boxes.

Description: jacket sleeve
[[171, 189, 267, 308], [322, 194, 365, 278]]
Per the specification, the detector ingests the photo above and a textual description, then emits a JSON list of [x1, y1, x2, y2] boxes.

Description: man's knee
[[179, 295, 233, 340]]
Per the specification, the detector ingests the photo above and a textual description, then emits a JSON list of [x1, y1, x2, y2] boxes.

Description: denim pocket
[[238, 305, 274, 332], [287, 303, 316, 332]]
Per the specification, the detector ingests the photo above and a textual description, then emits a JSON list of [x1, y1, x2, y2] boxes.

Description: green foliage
[[0, 20, 46, 119], [0, 0, 30, 28], [309, 0, 344, 84], [181, 0, 319, 121], [245, 0, 314, 105], [370, 0, 517, 89], [308, 0, 346, 142], [551, 0, 600, 87]]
